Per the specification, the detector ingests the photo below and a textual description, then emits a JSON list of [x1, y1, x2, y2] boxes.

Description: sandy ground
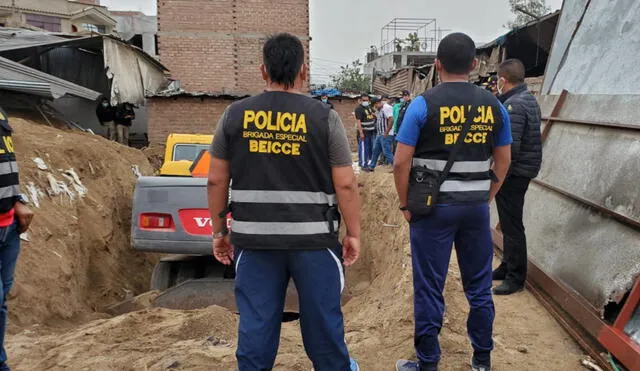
[[4, 165, 587, 370], [7, 117, 157, 330]]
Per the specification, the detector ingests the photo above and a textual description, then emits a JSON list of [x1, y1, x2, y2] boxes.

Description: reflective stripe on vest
[[231, 220, 340, 235], [0, 161, 18, 175], [0, 184, 19, 199], [412, 158, 491, 173], [440, 180, 491, 192], [231, 190, 336, 205]]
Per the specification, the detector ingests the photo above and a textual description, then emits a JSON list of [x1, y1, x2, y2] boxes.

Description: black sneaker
[[395, 360, 437, 371], [493, 280, 524, 295], [491, 264, 506, 281], [471, 357, 491, 371]]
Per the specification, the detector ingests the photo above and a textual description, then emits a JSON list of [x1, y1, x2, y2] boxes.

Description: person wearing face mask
[[491, 59, 542, 296], [96, 97, 116, 141], [320, 94, 334, 109], [354, 94, 376, 169]]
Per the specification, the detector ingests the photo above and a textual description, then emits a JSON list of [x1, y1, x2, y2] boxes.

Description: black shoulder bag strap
[[438, 110, 473, 185]]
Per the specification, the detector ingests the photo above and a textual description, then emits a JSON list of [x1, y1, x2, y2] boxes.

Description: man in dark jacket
[[114, 103, 135, 146], [96, 98, 116, 141], [492, 59, 542, 295]]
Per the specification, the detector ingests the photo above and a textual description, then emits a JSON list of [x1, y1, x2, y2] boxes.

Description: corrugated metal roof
[[0, 56, 100, 100], [373, 68, 412, 97], [0, 28, 78, 52], [0, 80, 52, 97]]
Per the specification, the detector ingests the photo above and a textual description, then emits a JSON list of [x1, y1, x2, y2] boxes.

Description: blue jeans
[[234, 246, 351, 371], [409, 204, 494, 367], [0, 220, 20, 367], [369, 134, 394, 169], [361, 131, 376, 168]]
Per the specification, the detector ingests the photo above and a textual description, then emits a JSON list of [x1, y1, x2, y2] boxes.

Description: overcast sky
[[101, 0, 563, 83]]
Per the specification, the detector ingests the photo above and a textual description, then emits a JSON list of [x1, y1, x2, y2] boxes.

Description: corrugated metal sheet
[[0, 80, 52, 97], [0, 56, 100, 100], [373, 68, 412, 97], [0, 28, 78, 51], [102, 37, 168, 105], [504, 0, 640, 311], [543, 0, 640, 94]]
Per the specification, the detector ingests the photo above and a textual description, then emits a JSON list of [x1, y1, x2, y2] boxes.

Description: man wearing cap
[[394, 90, 412, 137], [321, 93, 334, 109]]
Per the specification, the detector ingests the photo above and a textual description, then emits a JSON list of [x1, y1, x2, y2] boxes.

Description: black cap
[[381, 94, 389, 100], [402, 89, 410, 96], [371, 97, 381, 103]]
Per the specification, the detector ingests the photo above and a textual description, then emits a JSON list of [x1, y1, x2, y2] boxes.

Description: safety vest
[[414, 83, 505, 204], [224, 91, 339, 250], [0, 108, 19, 214]]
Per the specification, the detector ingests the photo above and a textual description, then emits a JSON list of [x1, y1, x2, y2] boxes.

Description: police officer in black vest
[[207, 33, 362, 371], [393, 33, 513, 371]]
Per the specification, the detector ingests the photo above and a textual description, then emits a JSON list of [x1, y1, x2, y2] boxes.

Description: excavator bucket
[[153, 278, 301, 313]]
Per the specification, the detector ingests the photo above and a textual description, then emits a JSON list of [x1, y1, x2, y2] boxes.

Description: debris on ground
[[32, 157, 48, 171], [6, 171, 586, 370], [6, 117, 157, 331]]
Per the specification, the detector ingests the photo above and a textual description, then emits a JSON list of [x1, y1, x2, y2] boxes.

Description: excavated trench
[[5, 157, 588, 370]]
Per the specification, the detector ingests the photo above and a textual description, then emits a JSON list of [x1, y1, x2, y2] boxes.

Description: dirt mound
[[8, 118, 157, 330], [8, 306, 238, 371], [142, 143, 165, 173], [7, 171, 585, 370]]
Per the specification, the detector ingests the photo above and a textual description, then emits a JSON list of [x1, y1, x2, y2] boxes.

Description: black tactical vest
[[0, 108, 19, 214], [224, 91, 339, 250], [414, 83, 505, 204]]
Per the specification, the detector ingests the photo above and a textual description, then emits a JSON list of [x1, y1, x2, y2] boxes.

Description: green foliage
[[405, 32, 420, 52], [508, 0, 552, 28], [330, 59, 371, 93]]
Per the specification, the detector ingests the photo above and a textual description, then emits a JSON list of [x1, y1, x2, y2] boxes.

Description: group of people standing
[[205, 31, 542, 371], [354, 90, 412, 172], [95, 98, 136, 145]]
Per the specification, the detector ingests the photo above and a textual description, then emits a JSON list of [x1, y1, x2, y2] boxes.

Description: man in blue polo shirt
[[393, 33, 512, 371]]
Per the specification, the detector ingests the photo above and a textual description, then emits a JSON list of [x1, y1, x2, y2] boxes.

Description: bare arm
[[207, 158, 230, 234], [489, 145, 511, 202], [393, 143, 415, 208], [385, 116, 394, 136], [332, 166, 360, 238]]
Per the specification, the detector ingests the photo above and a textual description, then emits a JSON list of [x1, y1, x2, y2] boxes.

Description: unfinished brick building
[[147, 0, 310, 144]]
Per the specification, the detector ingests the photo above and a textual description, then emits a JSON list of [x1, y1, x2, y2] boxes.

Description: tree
[[508, 0, 551, 28], [329, 59, 371, 93], [405, 32, 420, 52]]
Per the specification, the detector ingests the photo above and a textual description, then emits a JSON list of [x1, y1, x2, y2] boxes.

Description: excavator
[[131, 133, 300, 313]]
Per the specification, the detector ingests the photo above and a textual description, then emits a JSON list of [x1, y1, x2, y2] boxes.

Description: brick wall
[[156, 0, 310, 95], [331, 98, 360, 151], [147, 97, 234, 144], [147, 96, 361, 152]]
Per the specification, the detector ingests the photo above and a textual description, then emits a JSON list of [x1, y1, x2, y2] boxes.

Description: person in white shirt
[[364, 96, 394, 171]]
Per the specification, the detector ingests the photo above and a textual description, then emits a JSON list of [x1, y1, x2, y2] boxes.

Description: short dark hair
[[498, 59, 526, 84], [262, 33, 305, 89], [361, 93, 370, 100], [437, 32, 476, 74]]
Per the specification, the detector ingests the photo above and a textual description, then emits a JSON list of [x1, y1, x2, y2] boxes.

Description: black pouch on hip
[[406, 116, 473, 216], [407, 167, 440, 216]]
